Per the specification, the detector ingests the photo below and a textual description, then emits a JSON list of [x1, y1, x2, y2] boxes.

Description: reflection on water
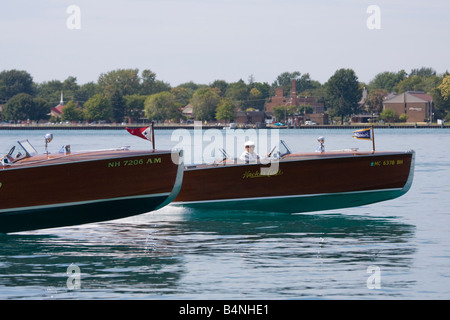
[[0, 206, 416, 299]]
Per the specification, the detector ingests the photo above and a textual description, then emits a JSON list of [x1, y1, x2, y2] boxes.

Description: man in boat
[[240, 141, 261, 163], [316, 136, 325, 153]]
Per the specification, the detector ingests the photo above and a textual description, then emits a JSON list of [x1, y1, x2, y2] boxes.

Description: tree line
[[1, 67, 449, 124]]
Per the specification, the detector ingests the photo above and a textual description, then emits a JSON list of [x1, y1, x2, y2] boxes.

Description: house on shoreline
[[383, 91, 433, 123]]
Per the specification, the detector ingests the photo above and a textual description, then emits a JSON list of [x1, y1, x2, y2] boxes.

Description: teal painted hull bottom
[[172, 188, 408, 214], [173, 150, 415, 214], [0, 194, 170, 234]]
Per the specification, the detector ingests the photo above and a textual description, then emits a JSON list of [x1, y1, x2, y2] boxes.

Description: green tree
[[36, 80, 64, 105], [399, 113, 408, 122], [140, 69, 157, 95], [84, 94, 113, 122], [247, 87, 262, 110], [253, 82, 270, 96], [31, 97, 50, 120], [2, 93, 49, 121], [98, 69, 141, 97], [170, 87, 191, 108], [410, 67, 436, 77], [62, 76, 80, 97], [140, 69, 171, 95], [366, 89, 388, 114], [395, 75, 425, 93], [0, 70, 34, 101], [438, 75, 450, 100], [272, 106, 287, 123], [144, 91, 181, 121], [3, 93, 34, 120], [292, 104, 313, 115], [272, 71, 300, 96], [61, 101, 84, 122], [326, 69, 362, 124], [191, 87, 220, 121], [210, 80, 229, 97], [215, 98, 235, 123], [431, 75, 450, 120], [124, 94, 146, 122], [368, 70, 407, 92], [296, 73, 321, 94], [251, 82, 271, 110], [35, 76, 80, 105], [226, 80, 248, 109], [110, 89, 125, 123], [394, 70, 441, 94], [74, 82, 99, 106], [380, 108, 398, 122], [421, 75, 444, 94]]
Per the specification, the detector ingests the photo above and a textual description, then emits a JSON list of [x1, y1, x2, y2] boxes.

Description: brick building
[[265, 79, 327, 125], [235, 111, 268, 127], [383, 91, 433, 123]]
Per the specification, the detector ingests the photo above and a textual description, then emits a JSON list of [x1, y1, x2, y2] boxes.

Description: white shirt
[[315, 144, 325, 152], [240, 150, 260, 163]]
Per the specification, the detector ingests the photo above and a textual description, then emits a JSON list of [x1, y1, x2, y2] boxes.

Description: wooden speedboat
[[0, 134, 183, 233], [173, 140, 415, 213]]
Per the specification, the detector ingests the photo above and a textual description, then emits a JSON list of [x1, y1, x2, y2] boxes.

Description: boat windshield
[[210, 140, 291, 164], [278, 140, 292, 157], [265, 140, 291, 159], [1, 140, 37, 165]]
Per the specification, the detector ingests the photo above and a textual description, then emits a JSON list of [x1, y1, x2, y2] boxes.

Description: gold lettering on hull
[[242, 169, 283, 179]]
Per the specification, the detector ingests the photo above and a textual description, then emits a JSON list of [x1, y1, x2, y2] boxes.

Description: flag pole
[[371, 125, 375, 153], [151, 121, 155, 151]]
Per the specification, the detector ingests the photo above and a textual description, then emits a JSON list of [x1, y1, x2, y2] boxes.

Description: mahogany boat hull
[[173, 150, 415, 213], [0, 149, 183, 233]]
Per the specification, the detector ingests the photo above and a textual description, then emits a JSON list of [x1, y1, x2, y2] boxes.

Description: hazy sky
[[1, 0, 449, 86]]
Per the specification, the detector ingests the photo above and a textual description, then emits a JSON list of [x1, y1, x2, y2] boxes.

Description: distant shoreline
[[0, 124, 448, 130]]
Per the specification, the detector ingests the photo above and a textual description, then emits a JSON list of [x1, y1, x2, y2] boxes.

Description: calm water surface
[[0, 128, 449, 299]]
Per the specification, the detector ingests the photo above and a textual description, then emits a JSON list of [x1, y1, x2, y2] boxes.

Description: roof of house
[[50, 104, 65, 115], [181, 104, 193, 114], [409, 92, 433, 102], [384, 91, 433, 104]]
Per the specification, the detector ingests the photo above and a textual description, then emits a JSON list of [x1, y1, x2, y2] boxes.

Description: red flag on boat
[[126, 126, 152, 141]]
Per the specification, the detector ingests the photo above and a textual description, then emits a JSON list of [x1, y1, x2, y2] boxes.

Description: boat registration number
[[371, 159, 404, 167], [107, 157, 161, 168]]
